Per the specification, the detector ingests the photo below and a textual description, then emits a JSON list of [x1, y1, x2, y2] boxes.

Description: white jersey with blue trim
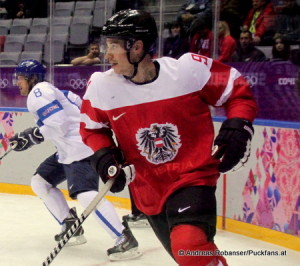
[[27, 81, 93, 164]]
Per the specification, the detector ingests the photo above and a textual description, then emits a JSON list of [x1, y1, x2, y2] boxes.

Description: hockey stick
[[42, 178, 115, 266], [0, 142, 17, 161]]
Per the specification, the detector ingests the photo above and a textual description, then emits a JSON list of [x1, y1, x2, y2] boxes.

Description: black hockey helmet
[[102, 9, 158, 52]]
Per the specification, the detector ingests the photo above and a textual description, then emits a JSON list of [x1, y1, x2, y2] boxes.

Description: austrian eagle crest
[[136, 123, 181, 164]]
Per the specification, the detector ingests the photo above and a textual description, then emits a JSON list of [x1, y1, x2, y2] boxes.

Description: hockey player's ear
[[28, 75, 39, 90], [133, 40, 143, 51]]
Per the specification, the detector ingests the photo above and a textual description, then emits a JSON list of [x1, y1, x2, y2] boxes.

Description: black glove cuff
[[220, 118, 254, 139], [33, 127, 44, 143], [90, 147, 124, 178]]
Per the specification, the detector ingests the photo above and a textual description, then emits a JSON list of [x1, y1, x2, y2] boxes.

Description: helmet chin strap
[[123, 41, 147, 80]]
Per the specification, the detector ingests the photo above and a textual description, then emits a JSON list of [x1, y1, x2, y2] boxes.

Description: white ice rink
[[1, 193, 299, 266]]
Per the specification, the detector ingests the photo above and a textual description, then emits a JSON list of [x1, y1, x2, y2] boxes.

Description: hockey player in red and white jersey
[[9, 60, 141, 261], [80, 9, 258, 266]]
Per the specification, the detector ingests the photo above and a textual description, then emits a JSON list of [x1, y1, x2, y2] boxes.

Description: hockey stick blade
[[42, 178, 115, 266], [0, 142, 17, 161]]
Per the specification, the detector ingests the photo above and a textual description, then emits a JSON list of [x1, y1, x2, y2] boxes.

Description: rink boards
[[0, 110, 299, 252]]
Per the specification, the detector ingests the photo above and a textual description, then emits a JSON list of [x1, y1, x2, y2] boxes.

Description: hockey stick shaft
[[0, 142, 17, 160], [42, 178, 115, 266]]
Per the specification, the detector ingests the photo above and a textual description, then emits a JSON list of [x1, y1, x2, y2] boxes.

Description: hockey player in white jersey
[[9, 59, 141, 261], [80, 9, 258, 266]]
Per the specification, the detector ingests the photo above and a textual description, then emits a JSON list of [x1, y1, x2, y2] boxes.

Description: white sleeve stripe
[[80, 113, 109, 129], [215, 68, 241, 106]]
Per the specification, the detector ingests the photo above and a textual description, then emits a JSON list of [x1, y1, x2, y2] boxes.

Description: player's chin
[[110, 63, 117, 68]]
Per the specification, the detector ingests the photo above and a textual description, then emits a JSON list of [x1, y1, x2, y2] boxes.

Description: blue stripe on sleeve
[[61, 90, 68, 97], [37, 119, 44, 127], [61, 90, 80, 109], [36, 100, 63, 122]]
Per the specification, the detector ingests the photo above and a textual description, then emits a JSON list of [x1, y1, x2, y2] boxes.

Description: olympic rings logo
[[69, 79, 87, 90], [0, 78, 9, 88]]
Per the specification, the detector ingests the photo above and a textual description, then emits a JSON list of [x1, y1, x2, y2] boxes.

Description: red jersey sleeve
[[80, 77, 116, 152], [200, 59, 258, 122]]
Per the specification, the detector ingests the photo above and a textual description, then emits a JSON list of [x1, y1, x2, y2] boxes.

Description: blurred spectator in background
[[163, 21, 190, 59], [220, 0, 253, 40], [12, 0, 26, 18], [189, 17, 213, 57], [0, 0, 8, 19], [71, 42, 101, 66], [217, 21, 237, 62], [231, 30, 267, 62], [178, 0, 212, 36], [271, 34, 291, 61], [4, 0, 47, 19], [275, 0, 300, 44], [243, 0, 276, 45]]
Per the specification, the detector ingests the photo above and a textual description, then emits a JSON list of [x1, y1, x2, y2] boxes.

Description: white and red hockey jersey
[[27, 81, 93, 164], [80, 53, 257, 215]]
